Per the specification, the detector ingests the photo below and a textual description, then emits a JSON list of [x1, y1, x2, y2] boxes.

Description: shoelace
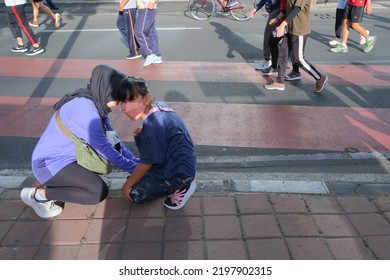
[[170, 188, 187, 205]]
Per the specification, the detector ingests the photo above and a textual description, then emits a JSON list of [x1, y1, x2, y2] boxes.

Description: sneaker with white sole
[[20, 188, 62, 219], [314, 75, 329, 93], [54, 13, 61, 28], [285, 71, 301, 81], [11, 44, 28, 53], [328, 38, 340, 46], [255, 59, 271, 70], [143, 54, 157, 66], [264, 81, 285, 91], [330, 43, 348, 53], [153, 56, 163, 64], [28, 21, 39, 28], [364, 36, 377, 53], [261, 66, 278, 76], [359, 30, 369, 45], [163, 181, 197, 210], [25, 46, 45, 56], [125, 54, 142, 60]]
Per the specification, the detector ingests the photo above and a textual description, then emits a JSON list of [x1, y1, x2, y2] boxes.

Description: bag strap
[[55, 111, 73, 138]]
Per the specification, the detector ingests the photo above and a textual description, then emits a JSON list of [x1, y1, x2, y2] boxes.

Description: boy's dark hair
[[117, 76, 149, 102]]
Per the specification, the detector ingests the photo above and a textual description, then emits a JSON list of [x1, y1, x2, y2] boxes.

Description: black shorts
[[32, 0, 43, 3], [344, 3, 364, 23]]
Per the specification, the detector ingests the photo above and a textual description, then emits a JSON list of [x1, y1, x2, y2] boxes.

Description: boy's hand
[[133, 127, 142, 138]]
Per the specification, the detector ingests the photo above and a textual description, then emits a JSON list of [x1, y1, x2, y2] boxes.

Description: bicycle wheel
[[188, 0, 215, 21], [229, 0, 255, 21]]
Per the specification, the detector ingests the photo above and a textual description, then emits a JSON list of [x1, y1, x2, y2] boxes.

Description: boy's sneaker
[[125, 54, 142, 60], [328, 38, 340, 46], [364, 36, 377, 53], [359, 30, 369, 45], [264, 81, 285, 91], [285, 71, 301, 81], [330, 43, 348, 53], [255, 59, 271, 70], [25, 46, 45, 56], [11, 44, 28, 53], [314, 75, 328, 93], [54, 13, 61, 28], [153, 56, 163, 64], [261, 67, 278, 76], [143, 54, 157, 66], [28, 21, 39, 28], [20, 188, 62, 219], [163, 181, 197, 210]]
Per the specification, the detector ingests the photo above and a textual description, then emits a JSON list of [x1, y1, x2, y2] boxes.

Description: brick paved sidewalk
[[1, 187, 390, 260]]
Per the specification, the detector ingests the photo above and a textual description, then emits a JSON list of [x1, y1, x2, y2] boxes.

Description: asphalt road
[[0, 1, 389, 178]]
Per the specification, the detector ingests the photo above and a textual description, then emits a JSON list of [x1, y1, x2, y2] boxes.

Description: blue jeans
[[130, 174, 194, 204]]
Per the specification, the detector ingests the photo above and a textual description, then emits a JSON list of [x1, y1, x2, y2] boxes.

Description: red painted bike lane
[[0, 57, 389, 153]]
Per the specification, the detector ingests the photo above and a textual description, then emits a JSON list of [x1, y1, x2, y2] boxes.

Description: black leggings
[[44, 162, 109, 205]]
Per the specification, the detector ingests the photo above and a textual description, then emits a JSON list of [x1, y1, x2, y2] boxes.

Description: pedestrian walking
[[29, 0, 61, 29], [264, 0, 328, 93], [20, 65, 140, 219], [120, 76, 196, 210], [134, 0, 162, 66], [117, 0, 141, 60], [4, 0, 45, 56], [249, 0, 282, 72], [330, 0, 376, 53]]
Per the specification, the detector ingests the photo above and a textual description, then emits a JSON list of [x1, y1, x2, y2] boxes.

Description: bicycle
[[188, 0, 256, 21]]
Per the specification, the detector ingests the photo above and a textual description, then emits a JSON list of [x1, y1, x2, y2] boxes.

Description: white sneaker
[[54, 13, 61, 29], [359, 30, 369, 45], [328, 38, 340, 46], [20, 188, 62, 219], [163, 181, 197, 210], [255, 59, 271, 70], [153, 56, 162, 64], [143, 54, 158, 66]]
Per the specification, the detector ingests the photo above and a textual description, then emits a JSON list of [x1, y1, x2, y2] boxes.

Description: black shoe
[[25, 46, 45, 56], [11, 44, 28, 53], [50, 5, 59, 10]]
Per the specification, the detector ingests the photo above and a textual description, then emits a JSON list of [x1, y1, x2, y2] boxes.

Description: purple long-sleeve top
[[32, 97, 139, 184]]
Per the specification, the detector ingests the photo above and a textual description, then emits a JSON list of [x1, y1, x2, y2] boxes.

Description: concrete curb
[[2, 152, 390, 195]]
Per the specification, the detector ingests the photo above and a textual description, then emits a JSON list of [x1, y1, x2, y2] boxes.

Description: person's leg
[[340, 4, 352, 45], [31, 0, 40, 24], [135, 9, 152, 56], [124, 8, 140, 57], [263, 10, 278, 62], [44, 162, 109, 205], [6, 6, 28, 52], [350, 6, 369, 39], [291, 34, 328, 92], [291, 34, 321, 80], [10, 5, 40, 48], [130, 173, 194, 204], [117, 11, 128, 44], [335, 8, 345, 39], [146, 9, 160, 56], [276, 34, 289, 84]]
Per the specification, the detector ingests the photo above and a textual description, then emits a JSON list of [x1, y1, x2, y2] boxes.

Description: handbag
[[55, 111, 112, 174]]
